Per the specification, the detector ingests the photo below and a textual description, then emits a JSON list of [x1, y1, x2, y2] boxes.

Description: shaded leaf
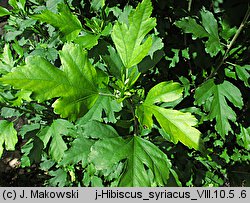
[[80, 120, 119, 140], [148, 34, 164, 58], [175, 17, 208, 39], [91, 0, 105, 11], [74, 33, 100, 49], [0, 120, 18, 157], [175, 8, 221, 57], [235, 65, 250, 87], [38, 119, 74, 162], [90, 136, 171, 186], [61, 136, 94, 167], [33, 4, 82, 41], [195, 79, 243, 137], [77, 96, 121, 124], [237, 125, 250, 150], [49, 168, 68, 187], [103, 46, 123, 80]]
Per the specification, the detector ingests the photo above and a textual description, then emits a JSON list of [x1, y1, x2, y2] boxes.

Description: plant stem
[[208, 5, 250, 79], [127, 99, 139, 136], [188, 0, 193, 12], [99, 92, 116, 98], [225, 61, 238, 67], [184, 0, 193, 46]]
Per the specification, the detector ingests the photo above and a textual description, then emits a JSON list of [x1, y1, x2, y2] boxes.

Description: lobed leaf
[[0, 43, 100, 121], [175, 17, 208, 39], [91, 0, 106, 11], [237, 125, 250, 151], [61, 137, 95, 168], [0, 120, 18, 157], [38, 119, 74, 162], [111, 0, 156, 68], [195, 79, 243, 137], [90, 136, 171, 186], [235, 65, 250, 87], [175, 8, 222, 57], [33, 4, 82, 41], [149, 105, 203, 151], [137, 81, 204, 151]]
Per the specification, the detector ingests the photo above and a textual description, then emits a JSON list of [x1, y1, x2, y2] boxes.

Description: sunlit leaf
[[111, 0, 156, 68], [0, 43, 100, 121], [137, 81, 203, 151], [0, 6, 11, 17]]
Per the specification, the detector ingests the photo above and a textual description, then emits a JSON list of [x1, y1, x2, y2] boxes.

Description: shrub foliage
[[0, 0, 249, 186]]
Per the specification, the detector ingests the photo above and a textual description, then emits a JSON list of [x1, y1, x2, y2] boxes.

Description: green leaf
[[1, 107, 20, 118], [137, 81, 203, 151], [91, 176, 103, 186], [1, 43, 99, 121], [111, 0, 156, 68], [61, 136, 94, 168], [49, 168, 68, 187], [46, 0, 64, 12], [11, 90, 32, 106], [235, 65, 250, 87], [33, 4, 82, 41], [0, 6, 11, 17], [220, 148, 230, 164], [62, 120, 119, 167], [144, 81, 183, 104], [175, 8, 221, 57], [150, 105, 203, 150], [0, 120, 18, 157], [90, 136, 171, 186], [136, 104, 154, 129], [103, 46, 123, 80], [220, 20, 237, 41], [19, 123, 40, 138], [148, 34, 164, 58], [138, 50, 165, 73], [74, 33, 100, 49], [165, 49, 180, 68], [8, 0, 18, 10], [200, 8, 221, 56], [79, 120, 120, 140], [38, 119, 74, 162], [0, 44, 14, 74], [77, 95, 121, 124], [175, 17, 208, 39], [91, 0, 105, 11], [237, 125, 250, 150], [195, 79, 243, 137]]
